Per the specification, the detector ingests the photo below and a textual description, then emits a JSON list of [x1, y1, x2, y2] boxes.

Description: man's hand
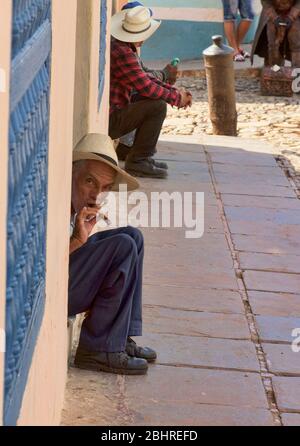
[[178, 88, 193, 109], [71, 206, 100, 251], [288, 6, 300, 21], [163, 64, 178, 85]]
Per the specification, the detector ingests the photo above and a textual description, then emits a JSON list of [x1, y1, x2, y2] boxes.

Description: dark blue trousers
[[68, 226, 144, 352]]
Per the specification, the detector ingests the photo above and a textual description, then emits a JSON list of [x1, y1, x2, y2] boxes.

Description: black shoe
[[74, 346, 148, 375], [126, 337, 157, 363], [125, 158, 168, 179], [147, 157, 168, 170], [116, 143, 131, 161]]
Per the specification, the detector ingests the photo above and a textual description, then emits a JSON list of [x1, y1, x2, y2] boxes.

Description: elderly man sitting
[[109, 5, 192, 179], [69, 133, 156, 375]]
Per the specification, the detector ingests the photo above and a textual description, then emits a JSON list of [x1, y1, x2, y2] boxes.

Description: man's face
[[71, 160, 116, 213], [273, 0, 294, 12]]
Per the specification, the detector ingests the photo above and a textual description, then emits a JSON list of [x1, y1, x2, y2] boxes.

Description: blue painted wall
[[5, 0, 51, 426], [140, 0, 260, 61], [142, 20, 224, 61]]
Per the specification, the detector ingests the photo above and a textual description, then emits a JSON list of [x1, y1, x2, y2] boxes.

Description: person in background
[[116, 1, 178, 161], [109, 6, 192, 179], [251, 0, 300, 66], [222, 0, 255, 61]]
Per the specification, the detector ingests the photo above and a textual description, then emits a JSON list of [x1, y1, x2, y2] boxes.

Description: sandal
[[239, 48, 250, 59], [234, 52, 245, 62]]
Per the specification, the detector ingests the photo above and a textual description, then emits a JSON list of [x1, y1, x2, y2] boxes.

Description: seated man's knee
[[114, 233, 138, 258], [157, 98, 167, 112], [123, 226, 144, 251], [152, 99, 167, 118]]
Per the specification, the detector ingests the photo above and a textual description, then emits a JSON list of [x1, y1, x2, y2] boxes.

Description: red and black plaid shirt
[[110, 38, 181, 114]]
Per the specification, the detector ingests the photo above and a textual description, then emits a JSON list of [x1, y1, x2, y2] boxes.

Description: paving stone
[[143, 284, 245, 314], [139, 204, 223, 236], [214, 171, 290, 187], [228, 221, 300, 238], [248, 291, 300, 317], [217, 183, 296, 198], [281, 413, 300, 426], [140, 179, 214, 195], [156, 151, 207, 163], [273, 377, 300, 411], [209, 151, 278, 167], [127, 402, 274, 426], [255, 315, 300, 343], [204, 139, 276, 155], [144, 265, 237, 289], [263, 343, 300, 375], [239, 252, 300, 274], [225, 206, 300, 225], [134, 333, 260, 372], [144, 307, 250, 340], [244, 271, 300, 294], [144, 232, 234, 268], [62, 366, 271, 426], [158, 140, 204, 154], [214, 164, 284, 178], [232, 234, 300, 255], [144, 244, 234, 270], [222, 194, 300, 211], [165, 161, 212, 182], [124, 366, 269, 408]]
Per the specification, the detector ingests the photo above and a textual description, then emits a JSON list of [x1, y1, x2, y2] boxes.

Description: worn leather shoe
[[147, 157, 168, 170], [125, 158, 168, 178], [126, 337, 157, 363], [116, 145, 168, 170], [74, 346, 148, 375]]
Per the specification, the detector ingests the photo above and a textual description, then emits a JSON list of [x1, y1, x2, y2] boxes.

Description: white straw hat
[[111, 5, 161, 43], [73, 133, 139, 191]]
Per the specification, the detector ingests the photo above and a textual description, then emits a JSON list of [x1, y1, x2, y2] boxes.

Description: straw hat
[[73, 133, 139, 191], [111, 5, 161, 43]]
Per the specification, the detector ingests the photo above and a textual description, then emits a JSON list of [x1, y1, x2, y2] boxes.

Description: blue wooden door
[[4, 0, 52, 426]]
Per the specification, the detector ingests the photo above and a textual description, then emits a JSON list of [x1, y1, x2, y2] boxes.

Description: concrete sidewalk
[[62, 135, 300, 426]]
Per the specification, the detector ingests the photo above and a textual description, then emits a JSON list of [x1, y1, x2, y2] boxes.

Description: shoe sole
[[128, 354, 157, 363], [74, 361, 148, 375], [154, 165, 168, 170], [125, 168, 168, 179]]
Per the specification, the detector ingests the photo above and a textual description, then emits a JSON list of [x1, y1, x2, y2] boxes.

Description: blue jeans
[[222, 0, 254, 21], [68, 226, 144, 352]]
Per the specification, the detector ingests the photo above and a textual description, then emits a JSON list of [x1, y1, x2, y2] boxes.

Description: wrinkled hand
[[288, 6, 300, 21], [178, 88, 193, 109], [163, 64, 178, 85], [72, 205, 100, 246]]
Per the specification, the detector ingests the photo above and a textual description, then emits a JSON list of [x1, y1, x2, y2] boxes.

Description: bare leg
[[224, 21, 239, 54], [267, 21, 284, 66], [288, 19, 300, 67], [237, 20, 252, 49]]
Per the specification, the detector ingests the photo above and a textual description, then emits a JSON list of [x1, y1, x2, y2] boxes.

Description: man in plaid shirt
[[109, 5, 192, 179]]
